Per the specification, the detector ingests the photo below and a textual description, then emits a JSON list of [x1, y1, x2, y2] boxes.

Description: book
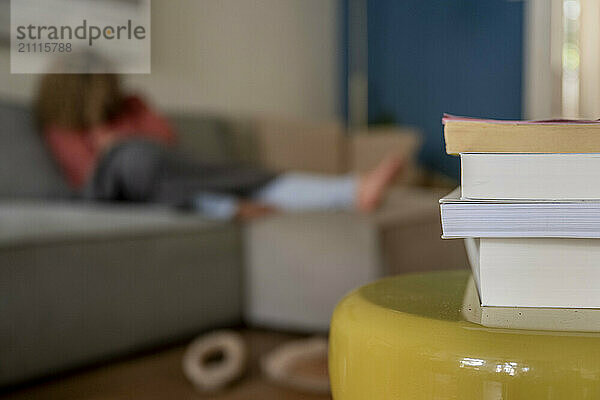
[[461, 273, 600, 331], [461, 153, 600, 200], [468, 237, 600, 308], [443, 114, 600, 155], [440, 188, 600, 238]]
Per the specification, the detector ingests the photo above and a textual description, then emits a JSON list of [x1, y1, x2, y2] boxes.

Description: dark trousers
[[84, 140, 275, 206]]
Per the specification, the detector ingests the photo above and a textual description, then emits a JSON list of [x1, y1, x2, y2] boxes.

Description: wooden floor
[[3, 330, 332, 400]]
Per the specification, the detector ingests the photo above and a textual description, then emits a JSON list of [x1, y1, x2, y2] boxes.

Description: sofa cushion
[[0, 200, 225, 246], [0, 102, 70, 199], [0, 201, 242, 386], [169, 113, 237, 164]]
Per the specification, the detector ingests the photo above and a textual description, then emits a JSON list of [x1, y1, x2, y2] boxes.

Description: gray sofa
[[0, 102, 245, 386], [0, 101, 467, 386]]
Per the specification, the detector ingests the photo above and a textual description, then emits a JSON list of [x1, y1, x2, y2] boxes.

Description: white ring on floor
[[182, 330, 246, 392], [260, 337, 330, 394]]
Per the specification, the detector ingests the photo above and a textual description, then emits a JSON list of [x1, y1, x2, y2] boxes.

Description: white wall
[[523, 0, 555, 119], [579, 0, 600, 119], [0, 0, 341, 121], [0, 48, 37, 102], [524, 0, 600, 120]]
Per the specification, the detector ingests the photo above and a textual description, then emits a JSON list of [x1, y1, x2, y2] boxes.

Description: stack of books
[[440, 114, 600, 328]]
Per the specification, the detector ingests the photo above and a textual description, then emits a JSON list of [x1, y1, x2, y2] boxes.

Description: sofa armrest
[[350, 126, 422, 185]]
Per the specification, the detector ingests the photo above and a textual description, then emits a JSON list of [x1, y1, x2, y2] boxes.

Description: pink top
[[44, 95, 175, 189]]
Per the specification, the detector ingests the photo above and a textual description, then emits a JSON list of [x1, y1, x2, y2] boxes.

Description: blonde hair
[[36, 74, 124, 131]]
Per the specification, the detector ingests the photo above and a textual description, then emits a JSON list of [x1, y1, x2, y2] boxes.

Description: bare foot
[[236, 201, 278, 221], [357, 154, 405, 212]]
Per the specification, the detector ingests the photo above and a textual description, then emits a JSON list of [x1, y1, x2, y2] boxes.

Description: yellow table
[[329, 270, 600, 399]]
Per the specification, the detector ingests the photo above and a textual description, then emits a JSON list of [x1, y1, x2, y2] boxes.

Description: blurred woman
[[36, 74, 403, 219]]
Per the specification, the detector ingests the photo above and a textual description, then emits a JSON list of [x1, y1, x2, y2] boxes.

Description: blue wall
[[364, 0, 523, 178]]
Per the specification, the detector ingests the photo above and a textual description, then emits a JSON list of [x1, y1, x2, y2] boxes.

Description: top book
[[443, 114, 600, 155]]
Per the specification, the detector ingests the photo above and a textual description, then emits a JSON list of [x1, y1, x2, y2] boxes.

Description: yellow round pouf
[[329, 270, 600, 400]]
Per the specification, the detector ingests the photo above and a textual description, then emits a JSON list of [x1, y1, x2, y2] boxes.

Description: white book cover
[[479, 238, 600, 308], [461, 153, 600, 200], [439, 188, 600, 238]]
